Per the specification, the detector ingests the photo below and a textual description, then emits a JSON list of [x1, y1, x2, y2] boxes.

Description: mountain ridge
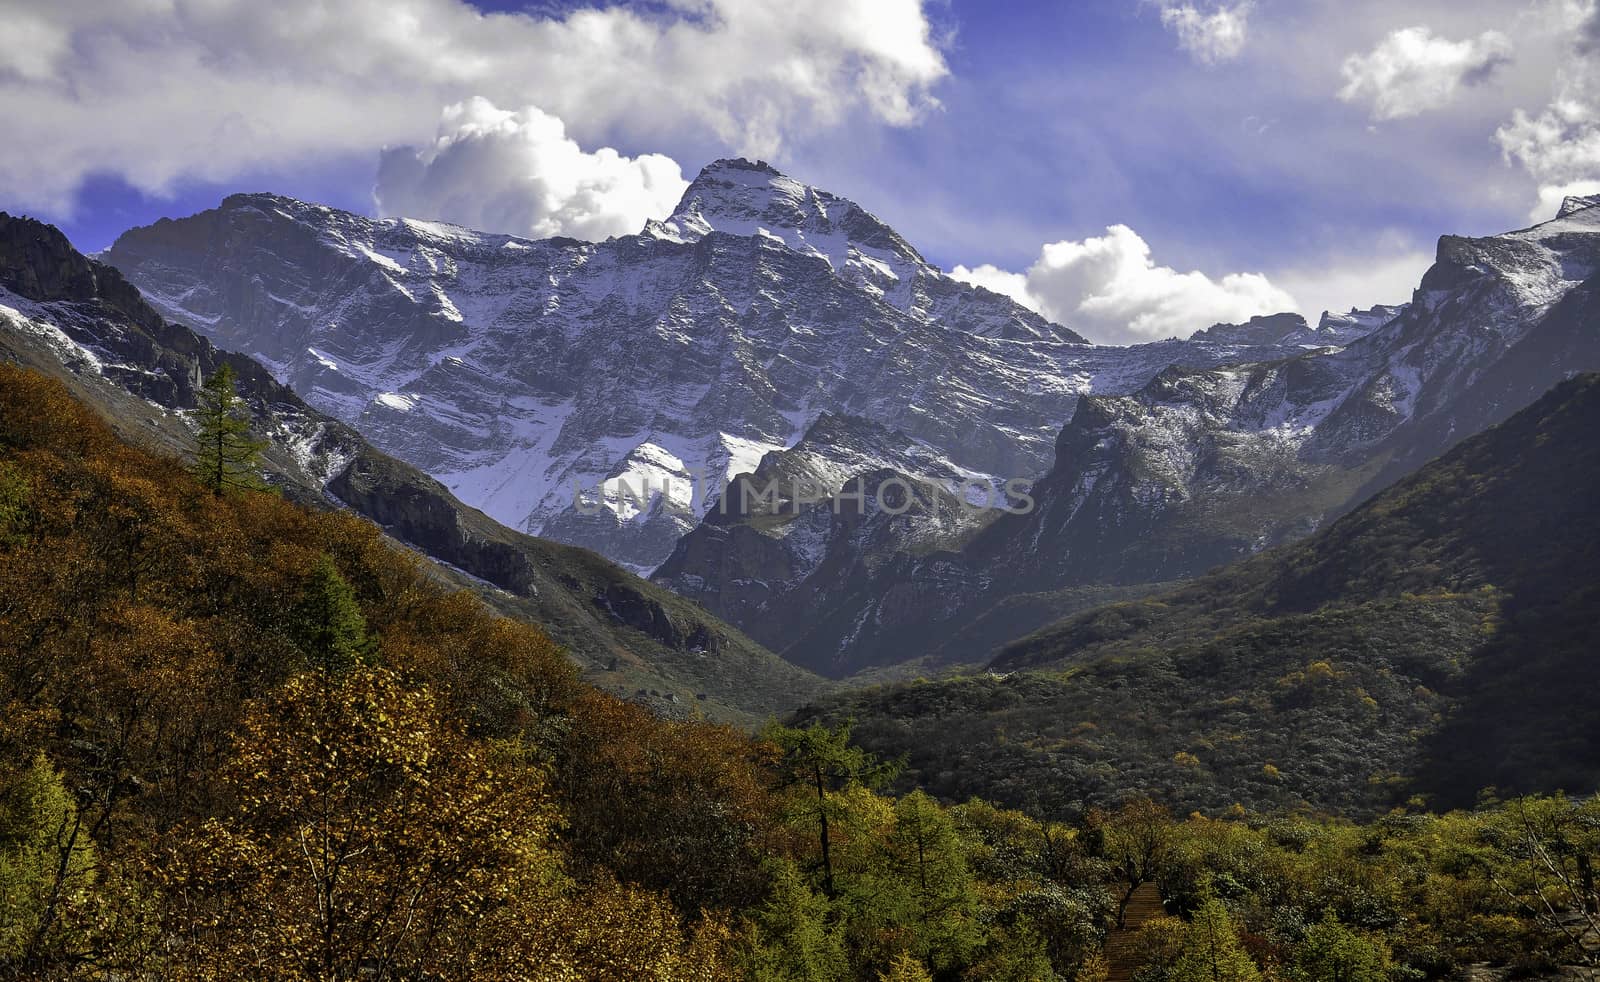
[[103, 161, 1367, 582], [112, 160, 1600, 679], [676, 197, 1600, 675]]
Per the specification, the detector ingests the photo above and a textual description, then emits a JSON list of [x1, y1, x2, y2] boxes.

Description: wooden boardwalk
[[1104, 882, 1164, 982]]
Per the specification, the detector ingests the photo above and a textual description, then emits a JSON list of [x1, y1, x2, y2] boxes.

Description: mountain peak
[[1316, 303, 1405, 343], [651, 157, 926, 267], [1557, 193, 1600, 220], [694, 157, 783, 179], [0, 212, 164, 332]]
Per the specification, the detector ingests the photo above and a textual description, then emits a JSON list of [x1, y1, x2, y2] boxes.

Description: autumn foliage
[[3, 363, 1599, 981], [0, 365, 738, 978]]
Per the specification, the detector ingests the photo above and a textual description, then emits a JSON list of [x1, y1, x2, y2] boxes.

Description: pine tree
[[877, 952, 934, 982], [0, 462, 29, 546], [1172, 898, 1260, 982], [0, 753, 96, 965], [291, 555, 375, 673], [191, 363, 266, 496], [742, 860, 849, 982], [1292, 914, 1390, 982], [765, 721, 898, 898], [888, 792, 965, 899], [882, 790, 980, 972]]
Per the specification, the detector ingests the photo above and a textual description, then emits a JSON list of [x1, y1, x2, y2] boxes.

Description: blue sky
[[3, 0, 1594, 341]]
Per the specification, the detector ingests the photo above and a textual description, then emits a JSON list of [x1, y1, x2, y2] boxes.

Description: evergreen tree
[[741, 860, 849, 982], [882, 790, 980, 972], [1171, 898, 1260, 982], [291, 554, 375, 673], [877, 952, 934, 982], [1074, 952, 1109, 982], [0, 753, 96, 966], [765, 721, 898, 898], [191, 363, 266, 496], [1292, 914, 1390, 982], [887, 791, 969, 908], [0, 462, 29, 546]]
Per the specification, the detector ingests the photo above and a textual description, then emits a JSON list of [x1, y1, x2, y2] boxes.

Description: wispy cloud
[[1155, 1, 1254, 65], [0, 0, 948, 215]]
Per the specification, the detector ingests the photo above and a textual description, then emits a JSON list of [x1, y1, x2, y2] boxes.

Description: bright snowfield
[[108, 159, 1408, 573]]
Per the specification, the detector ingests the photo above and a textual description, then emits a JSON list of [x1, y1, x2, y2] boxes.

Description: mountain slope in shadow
[[800, 373, 1600, 814]]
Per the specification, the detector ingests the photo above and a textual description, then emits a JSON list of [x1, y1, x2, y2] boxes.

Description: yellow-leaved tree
[[155, 665, 734, 980], [158, 666, 560, 979]]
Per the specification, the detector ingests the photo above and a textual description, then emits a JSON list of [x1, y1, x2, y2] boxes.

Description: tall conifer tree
[[192, 364, 266, 496]]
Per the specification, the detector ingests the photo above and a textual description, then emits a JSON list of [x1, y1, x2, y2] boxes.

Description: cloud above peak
[[1339, 26, 1513, 121], [376, 100, 689, 241], [952, 225, 1296, 345], [0, 0, 947, 215]]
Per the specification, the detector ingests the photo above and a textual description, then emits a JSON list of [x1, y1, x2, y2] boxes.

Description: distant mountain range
[[1, 155, 1593, 685], [6, 157, 1599, 812], [102, 158, 1428, 675], [657, 190, 1600, 675]]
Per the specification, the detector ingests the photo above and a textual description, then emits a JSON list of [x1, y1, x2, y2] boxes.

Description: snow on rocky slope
[[105, 159, 1367, 575]]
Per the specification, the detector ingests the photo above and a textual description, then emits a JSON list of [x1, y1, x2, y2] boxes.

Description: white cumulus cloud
[[952, 225, 1297, 345], [1157, 1, 1254, 65], [375, 100, 689, 241], [1497, 2, 1600, 222], [1339, 27, 1513, 121], [0, 0, 947, 215]]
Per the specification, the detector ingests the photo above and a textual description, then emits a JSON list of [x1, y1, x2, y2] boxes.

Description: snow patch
[[307, 347, 341, 372], [374, 392, 420, 412], [0, 298, 106, 373]]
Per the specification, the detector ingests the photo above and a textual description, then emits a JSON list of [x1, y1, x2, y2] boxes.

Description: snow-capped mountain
[[105, 159, 1366, 574], [657, 197, 1600, 675]]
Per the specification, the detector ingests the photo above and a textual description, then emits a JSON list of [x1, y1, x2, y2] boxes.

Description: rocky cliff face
[[104, 160, 1083, 573], [1188, 307, 1402, 347], [0, 212, 361, 489], [970, 200, 1600, 625], [106, 157, 1494, 677]]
